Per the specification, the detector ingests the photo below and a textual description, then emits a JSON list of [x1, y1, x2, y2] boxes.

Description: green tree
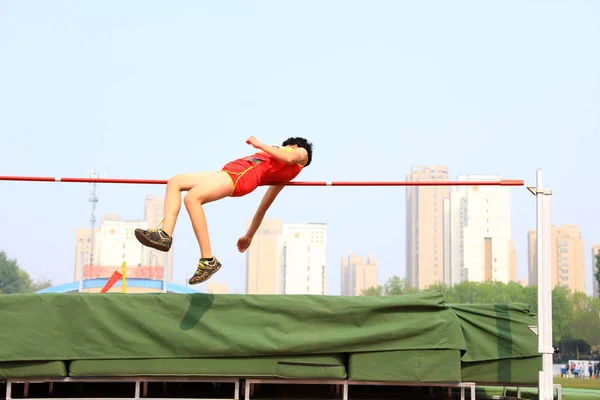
[[0, 250, 52, 294], [551, 285, 575, 344], [521, 285, 538, 310], [423, 282, 457, 302], [28, 277, 53, 292], [361, 276, 419, 296], [447, 281, 482, 303], [567, 302, 600, 350], [361, 285, 383, 296], [0, 250, 31, 294]]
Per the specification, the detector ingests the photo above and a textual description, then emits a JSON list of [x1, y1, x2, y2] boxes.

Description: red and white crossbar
[[0, 175, 524, 186]]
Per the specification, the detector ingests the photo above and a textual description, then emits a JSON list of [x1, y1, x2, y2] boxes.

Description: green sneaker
[[188, 257, 222, 285], [135, 220, 172, 252]]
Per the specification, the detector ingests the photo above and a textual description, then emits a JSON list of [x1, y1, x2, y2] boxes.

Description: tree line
[[0, 250, 52, 294], [362, 275, 600, 358]]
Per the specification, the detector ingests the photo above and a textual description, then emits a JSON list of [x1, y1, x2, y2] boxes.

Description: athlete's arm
[[247, 136, 307, 164], [259, 144, 306, 164], [245, 185, 285, 239]]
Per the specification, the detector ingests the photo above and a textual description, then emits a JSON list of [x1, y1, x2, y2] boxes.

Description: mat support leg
[[555, 384, 562, 400]]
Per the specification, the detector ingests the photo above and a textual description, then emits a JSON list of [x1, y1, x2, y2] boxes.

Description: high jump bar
[[0, 175, 524, 186]]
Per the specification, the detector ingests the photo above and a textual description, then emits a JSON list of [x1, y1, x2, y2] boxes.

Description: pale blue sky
[[0, 1, 598, 295]]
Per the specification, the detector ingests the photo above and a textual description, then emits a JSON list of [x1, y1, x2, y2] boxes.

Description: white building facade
[[94, 216, 164, 267], [243, 220, 328, 295], [444, 175, 512, 285], [278, 223, 327, 295]]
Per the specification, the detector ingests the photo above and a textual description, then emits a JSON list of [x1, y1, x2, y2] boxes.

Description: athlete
[[134, 136, 312, 285]]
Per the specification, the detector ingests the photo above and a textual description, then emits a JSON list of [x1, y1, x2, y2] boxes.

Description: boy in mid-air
[[135, 136, 313, 285]]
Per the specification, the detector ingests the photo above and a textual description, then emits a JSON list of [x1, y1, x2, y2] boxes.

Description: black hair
[[282, 136, 313, 167]]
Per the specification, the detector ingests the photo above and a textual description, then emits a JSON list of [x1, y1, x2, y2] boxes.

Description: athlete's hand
[[237, 235, 252, 253], [246, 136, 262, 149]]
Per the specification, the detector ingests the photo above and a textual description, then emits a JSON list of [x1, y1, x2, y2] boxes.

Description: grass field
[[476, 377, 600, 400], [555, 377, 600, 390]]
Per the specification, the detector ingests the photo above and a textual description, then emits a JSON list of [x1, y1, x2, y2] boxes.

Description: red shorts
[[221, 158, 259, 197]]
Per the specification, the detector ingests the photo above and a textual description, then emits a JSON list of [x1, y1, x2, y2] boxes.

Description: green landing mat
[[448, 303, 540, 362], [0, 291, 467, 362], [347, 349, 462, 382], [69, 354, 347, 379], [0, 361, 68, 379]]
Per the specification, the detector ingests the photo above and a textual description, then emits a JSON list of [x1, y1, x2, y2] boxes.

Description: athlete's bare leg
[[182, 172, 232, 259], [134, 171, 231, 255], [135, 171, 232, 285], [161, 171, 231, 237]]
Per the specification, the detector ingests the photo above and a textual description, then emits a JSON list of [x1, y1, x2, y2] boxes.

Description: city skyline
[[63, 184, 600, 297]]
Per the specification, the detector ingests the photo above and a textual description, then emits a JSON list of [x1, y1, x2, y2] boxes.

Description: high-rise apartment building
[[245, 220, 327, 295], [245, 219, 283, 294], [280, 223, 327, 295], [341, 253, 377, 296], [443, 175, 515, 285], [95, 215, 147, 267], [527, 224, 585, 293], [74, 195, 174, 290], [74, 227, 93, 282], [406, 166, 449, 289], [528, 230, 536, 285], [592, 244, 600, 298], [509, 240, 517, 282]]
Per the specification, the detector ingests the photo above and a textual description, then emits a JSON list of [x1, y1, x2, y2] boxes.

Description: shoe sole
[[135, 230, 171, 252]]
